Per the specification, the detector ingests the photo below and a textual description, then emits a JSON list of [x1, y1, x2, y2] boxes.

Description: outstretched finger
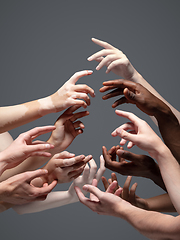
[[68, 70, 93, 85]]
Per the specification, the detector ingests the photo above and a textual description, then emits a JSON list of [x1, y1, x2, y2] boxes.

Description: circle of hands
[[2, 38, 174, 217]]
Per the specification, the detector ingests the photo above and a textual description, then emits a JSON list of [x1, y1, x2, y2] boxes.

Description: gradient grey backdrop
[[0, 1, 180, 239]]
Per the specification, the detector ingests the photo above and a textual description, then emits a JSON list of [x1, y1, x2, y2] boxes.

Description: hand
[[69, 156, 106, 202], [102, 173, 149, 210], [99, 79, 168, 115], [87, 38, 137, 80], [50, 70, 95, 112], [48, 105, 89, 153], [75, 179, 128, 217], [0, 169, 57, 205], [111, 110, 164, 158], [102, 145, 166, 190], [0, 126, 55, 173], [41, 151, 93, 184]]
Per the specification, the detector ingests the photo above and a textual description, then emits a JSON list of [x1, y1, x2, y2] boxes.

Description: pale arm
[[0, 105, 89, 181], [112, 110, 180, 213], [75, 181, 180, 240], [88, 37, 180, 123], [12, 156, 105, 214], [0, 70, 95, 133]]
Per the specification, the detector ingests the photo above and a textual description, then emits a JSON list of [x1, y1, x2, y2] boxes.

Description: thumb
[[124, 88, 137, 103]]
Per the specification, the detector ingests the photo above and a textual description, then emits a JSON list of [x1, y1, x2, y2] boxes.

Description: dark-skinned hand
[[102, 145, 166, 191], [100, 79, 180, 163]]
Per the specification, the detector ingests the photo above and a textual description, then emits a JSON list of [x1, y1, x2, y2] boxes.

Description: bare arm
[[88, 37, 180, 123], [13, 156, 105, 214], [75, 181, 180, 240], [0, 70, 95, 133]]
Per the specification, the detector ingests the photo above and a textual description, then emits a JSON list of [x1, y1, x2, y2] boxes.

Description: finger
[[114, 188, 123, 197], [69, 165, 85, 179], [34, 180, 57, 196], [129, 182, 138, 205], [87, 49, 115, 62], [70, 111, 89, 122], [91, 38, 116, 50], [68, 70, 93, 85], [112, 97, 128, 108], [111, 172, 118, 182], [117, 146, 125, 162], [82, 184, 103, 200], [95, 155, 106, 182], [75, 186, 99, 210], [73, 84, 95, 98], [115, 110, 142, 126], [26, 169, 49, 183], [25, 126, 56, 141], [102, 89, 124, 100], [88, 159, 97, 183], [106, 59, 127, 73], [71, 92, 91, 106], [73, 121, 85, 129], [106, 181, 118, 193], [81, 163, 90, 182], [61, 155, 85, 167], [101, 176, 109, 190], [122, 176, 132, 200], [98, 54, 122, 71]]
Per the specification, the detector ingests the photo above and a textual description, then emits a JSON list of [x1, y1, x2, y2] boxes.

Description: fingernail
[[83, 185, 88, 191], [87, 70, 93, 75], [87, 56, 92, 61]]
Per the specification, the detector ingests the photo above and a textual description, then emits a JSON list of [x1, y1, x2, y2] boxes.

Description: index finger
[[68, 70, 93, 85], [27, 126, 56, 140], [91, 38, 116, 50]]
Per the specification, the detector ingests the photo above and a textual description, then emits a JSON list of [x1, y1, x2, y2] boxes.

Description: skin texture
[[102, 174, 149, 210], [12, 156, 105, 214], [0, 70, 95, 133], [100, 79, 180, 163], [0, 105, 89, 181], [0, 169, 57, 205], [112, 110, 180, 214], [88, 37, 180, 125], [39, 152, 93, 185], [75, 181, 180, 240], [102, 173, 176, 212], [0, 126, 55, 175], [102, 145, 166, 191]]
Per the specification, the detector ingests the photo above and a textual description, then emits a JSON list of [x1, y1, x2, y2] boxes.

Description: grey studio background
[[0, 0, 179, 239]]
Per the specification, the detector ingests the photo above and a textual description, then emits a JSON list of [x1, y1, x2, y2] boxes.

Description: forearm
[[12, 191, 77, 214], [153, 146, 180, 213], [0, 155, 50, 182], [120, 203, 180, 240], [155, 108, 180, 163], [0, 201, 13, 213], [146, 193, 176, 212], [133, 72, 180, 124], [0, 97, 55, 133]]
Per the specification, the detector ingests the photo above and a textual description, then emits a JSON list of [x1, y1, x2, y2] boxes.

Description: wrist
[[37, 96, 57, 116], [0, 152, 9, 175]]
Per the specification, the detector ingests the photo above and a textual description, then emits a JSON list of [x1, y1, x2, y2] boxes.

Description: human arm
[[0, 70, 95, 133], [0, 126, 55, 176], [102, 173, 175, 212], [100, 79, 180, 162], [88, 38, 180, 123], [0, 105, 89, 181], [0, 169, 57, 205], [75, 181, 180, 240], [12, 156, 105, 214], [112, 110, 180, 213], [102, 145, 166, 191], [31, 152, 92, 186]]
